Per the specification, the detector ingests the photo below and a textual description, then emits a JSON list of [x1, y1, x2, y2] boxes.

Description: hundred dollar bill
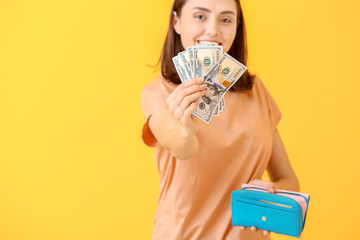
[[192, 53, 247, 123], [193, 45, 223, 114], [179, 51, 192, 81], [172, 55, 191, 83], [189, 42, 219, 77], [186, 46, 195, 78], [197, 42, 225, 113], [213, 103, 219, 116], [219, 97, 224, 112], [193, 45, 223, 78]]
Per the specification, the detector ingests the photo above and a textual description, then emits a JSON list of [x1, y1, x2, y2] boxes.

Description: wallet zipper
[[233, 190, 300, 211], [259, 199, 293, 208], [231, 199, 298, 215], [242, 187, 309, 207]]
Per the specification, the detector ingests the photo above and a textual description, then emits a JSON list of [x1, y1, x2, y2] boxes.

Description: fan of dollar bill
[[172, 41, 248, 123]]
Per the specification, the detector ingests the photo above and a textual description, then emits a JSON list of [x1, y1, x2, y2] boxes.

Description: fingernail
[[198, 77, 204, 83]]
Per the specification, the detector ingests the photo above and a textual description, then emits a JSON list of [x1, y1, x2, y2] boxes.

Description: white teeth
[[199, 41, 219, 46]]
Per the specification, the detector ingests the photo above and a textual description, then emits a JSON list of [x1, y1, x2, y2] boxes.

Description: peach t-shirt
[[140, 75, 281, 240]]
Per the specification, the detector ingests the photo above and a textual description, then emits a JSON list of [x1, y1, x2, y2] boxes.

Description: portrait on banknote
[[200, 83, 224, 110]]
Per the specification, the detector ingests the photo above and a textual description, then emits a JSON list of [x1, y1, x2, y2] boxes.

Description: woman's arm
[[148, 77, 206, 160], [267, 129, 300, 192], [249, 129, 299, 192], [244, 129, 300, 235]]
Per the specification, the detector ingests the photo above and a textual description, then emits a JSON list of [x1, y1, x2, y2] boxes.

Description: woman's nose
[[205, 18, 219, 37]]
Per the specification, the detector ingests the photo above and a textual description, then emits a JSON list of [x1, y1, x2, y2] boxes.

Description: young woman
[[140, 0, 300, 239]]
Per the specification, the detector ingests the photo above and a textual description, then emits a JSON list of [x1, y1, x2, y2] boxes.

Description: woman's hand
[[239, 226, 270, 236], [239, 179, 276, 236], [166, 77, 207, 135], [148, 77, 207, 160], [248, 179, 275, 193]]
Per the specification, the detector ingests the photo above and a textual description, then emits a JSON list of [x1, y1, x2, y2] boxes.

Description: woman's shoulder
[[144, 75, 177, 91], [249, 74, 269, 94], [141, 74, 178, 98], [251, 75, 264, 88], [142, 74, 164, 90]]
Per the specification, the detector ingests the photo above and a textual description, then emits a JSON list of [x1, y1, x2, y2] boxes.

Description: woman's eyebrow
[[220, 11, 236, 15], [192, 7, 235, 15], [193, 7, 211, 12]]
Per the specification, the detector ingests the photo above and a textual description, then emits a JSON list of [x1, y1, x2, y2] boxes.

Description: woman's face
[[173, 0, 238, 53]]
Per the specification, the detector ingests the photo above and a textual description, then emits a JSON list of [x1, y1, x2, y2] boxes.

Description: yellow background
[[0, 0, 359, 239]]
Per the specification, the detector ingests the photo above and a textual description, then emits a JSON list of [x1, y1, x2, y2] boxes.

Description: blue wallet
[[231, 184, 310, 238]]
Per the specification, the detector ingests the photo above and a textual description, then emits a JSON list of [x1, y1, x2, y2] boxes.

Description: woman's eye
[[194, 14, 205, 20], [221, 18, 232, 23]]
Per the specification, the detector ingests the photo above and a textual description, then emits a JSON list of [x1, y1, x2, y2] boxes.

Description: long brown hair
[[160, 0, 254, 91]]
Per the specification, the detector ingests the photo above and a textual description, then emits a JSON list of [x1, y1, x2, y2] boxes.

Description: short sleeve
[[256, 77, 282, 132], [140, 85, 169, 147]]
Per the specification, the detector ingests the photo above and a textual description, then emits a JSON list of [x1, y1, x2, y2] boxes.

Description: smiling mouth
[[197, 40, 222, 46]]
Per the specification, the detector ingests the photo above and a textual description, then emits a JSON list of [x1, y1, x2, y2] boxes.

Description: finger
[[183, 77, 205, 87], [173, 107, 182, 119], [174, 99, 199, 119], [168, 82, 206, 113], [176, 89, 207, 117], [248, 179, 267, 187], [170, 77, 204, 99], [183, 100, 199, 118], [268, 182, 275, 193], [172, 83, 206, 107], [181, 100, 199, 125], [166, 78, 202, 106]]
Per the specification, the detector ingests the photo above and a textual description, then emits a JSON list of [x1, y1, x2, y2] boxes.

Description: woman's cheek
[[225, 30, 237, 52]]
